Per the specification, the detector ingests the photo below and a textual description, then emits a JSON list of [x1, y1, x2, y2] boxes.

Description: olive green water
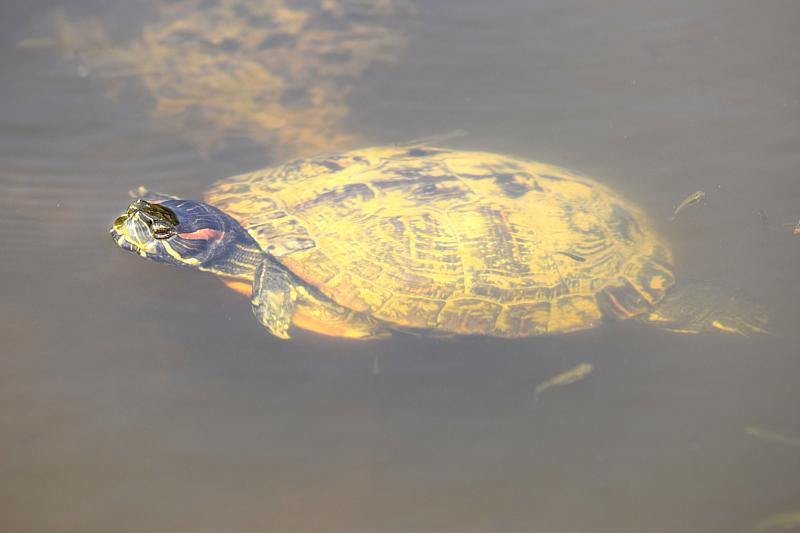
[[2, 1, 799, 532]]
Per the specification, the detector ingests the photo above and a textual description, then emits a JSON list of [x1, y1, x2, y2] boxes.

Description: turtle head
[[111, 198, 237, 268]]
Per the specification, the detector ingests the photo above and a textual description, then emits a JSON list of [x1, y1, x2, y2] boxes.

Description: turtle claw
[[710, 316, 769, 337]]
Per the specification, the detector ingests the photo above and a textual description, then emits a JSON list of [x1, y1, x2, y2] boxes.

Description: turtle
[[110, 145, 768, 340]]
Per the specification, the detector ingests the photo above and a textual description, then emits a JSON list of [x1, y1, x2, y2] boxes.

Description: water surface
[[2, 1, 799, 532]]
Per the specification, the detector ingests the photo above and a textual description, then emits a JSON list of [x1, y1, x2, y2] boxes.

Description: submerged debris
[[49, 0, 412, 157], [670, 190, 706, 221], [754, 510, 800, 533], [15, 37, 58, 49], [745, 426, 800, 448], [534, 363, 593, 399]]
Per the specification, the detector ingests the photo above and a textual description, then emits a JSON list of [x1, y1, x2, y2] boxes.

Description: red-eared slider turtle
[[111, 145, 767, 339]]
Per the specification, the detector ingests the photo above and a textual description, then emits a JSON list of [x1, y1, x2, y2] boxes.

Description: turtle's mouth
[[111, 212, 157, 257]]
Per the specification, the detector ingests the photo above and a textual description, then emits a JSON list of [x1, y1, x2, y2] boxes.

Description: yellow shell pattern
[[206, 146, 675, 337]]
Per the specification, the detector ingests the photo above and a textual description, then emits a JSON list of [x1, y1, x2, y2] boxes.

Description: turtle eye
[[151, 220, 176, 240]]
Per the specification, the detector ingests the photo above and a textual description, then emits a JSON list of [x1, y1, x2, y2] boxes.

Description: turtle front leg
[[251, 257, 389, 340], [251, 257, 298, 339]]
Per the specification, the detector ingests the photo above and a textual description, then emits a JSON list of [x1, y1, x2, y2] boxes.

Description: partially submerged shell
[[206, 146, 676, 337]]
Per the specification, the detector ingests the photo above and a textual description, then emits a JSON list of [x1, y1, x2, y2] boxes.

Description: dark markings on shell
[[608, 204, 642, 242], [394, 168, 443, 179], [371, 169, 472, 202], [217, 38, 240, 52], [405, 148, 448, 158], [456, 170, 546, 199], [278, 237, 316, 253], [556, 251, 587, 262], [300, 183, 374, 210], [224, 184, 252, 194], [264, 210, 288, 220], [412, 183, 469, 202], [386, 217, 406, 239], [485, 161, 523, 173], [471, 283, 512, 301], [372, 175, 454, 189], [258, 32, 296, 49], [472, 205, 532, 277], [540, 174, 567, 182], [493, 173, 534, 198], [319, 159, 345, 172]]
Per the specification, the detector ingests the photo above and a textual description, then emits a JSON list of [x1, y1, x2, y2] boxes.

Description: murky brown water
[[2, 1, 799, 532]]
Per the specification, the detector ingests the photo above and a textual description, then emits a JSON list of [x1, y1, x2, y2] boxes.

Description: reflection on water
[[51, 0, 410, 157], [1, 0, 800, 532]]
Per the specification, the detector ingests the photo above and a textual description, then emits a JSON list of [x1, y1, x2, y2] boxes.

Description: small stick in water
[[535, 363, 593, 399], [15, 37, 57, 49], [745, 426, 800, 448], [670, 190, 706, 221]]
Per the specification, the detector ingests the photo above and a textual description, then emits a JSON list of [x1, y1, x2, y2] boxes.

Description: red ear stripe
[[178, 228, 225, 241]]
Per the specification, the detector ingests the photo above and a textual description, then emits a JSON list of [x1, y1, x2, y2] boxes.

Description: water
[[2, 1, 799, 532]]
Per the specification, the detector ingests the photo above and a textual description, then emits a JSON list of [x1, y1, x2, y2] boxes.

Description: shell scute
[[499, 302, 551, 337], [379, 295, 445, 329], [437, 298, 504, 335]]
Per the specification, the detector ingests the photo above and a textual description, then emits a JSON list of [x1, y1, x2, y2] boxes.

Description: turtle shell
[[205, 146, 675, 337]]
